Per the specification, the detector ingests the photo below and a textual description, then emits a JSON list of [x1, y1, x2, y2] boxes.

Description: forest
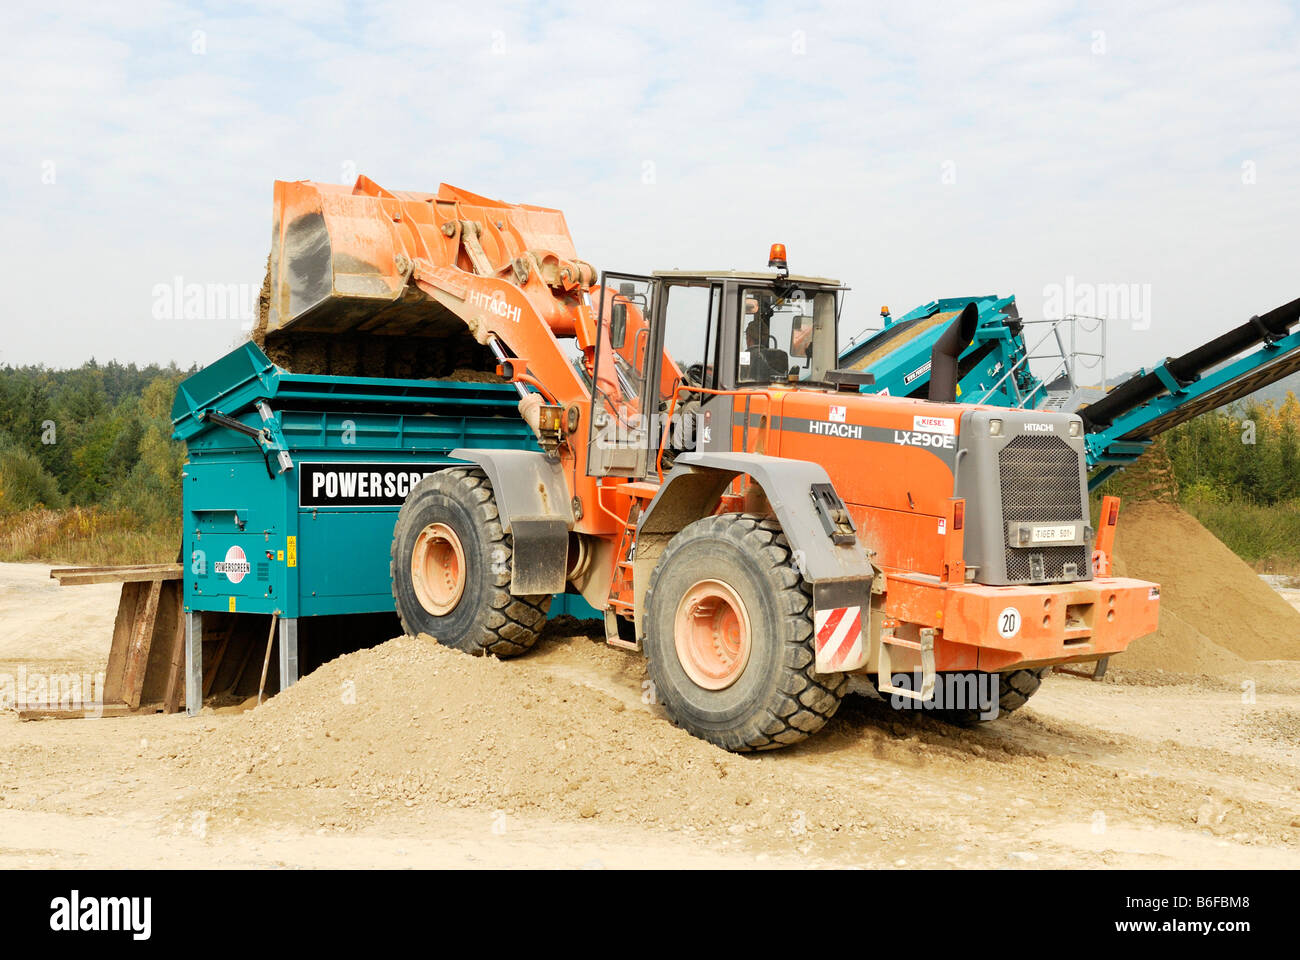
[[0, 360, 191, 563]]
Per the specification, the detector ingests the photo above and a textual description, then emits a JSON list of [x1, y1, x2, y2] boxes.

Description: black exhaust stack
[[928, 302, 980, 403]]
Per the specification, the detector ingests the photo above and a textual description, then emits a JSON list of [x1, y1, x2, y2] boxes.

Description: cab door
[[648, 280, 726, 469], [587, 272, 661, 478]]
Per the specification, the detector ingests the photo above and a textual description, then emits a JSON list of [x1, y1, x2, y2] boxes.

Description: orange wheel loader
[[262, 175, 1160, 751]]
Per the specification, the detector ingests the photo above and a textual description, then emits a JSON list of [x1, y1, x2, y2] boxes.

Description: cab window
[[737, 286, 839, 385]]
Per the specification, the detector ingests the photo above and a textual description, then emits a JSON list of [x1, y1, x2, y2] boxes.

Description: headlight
[[1069, 420, 1082, 437], [989, 418, 1003, 437]]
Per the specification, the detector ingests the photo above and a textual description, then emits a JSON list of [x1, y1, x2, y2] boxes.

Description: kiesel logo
[[913, 415, 955, 435], [213, 545, 250, 584]]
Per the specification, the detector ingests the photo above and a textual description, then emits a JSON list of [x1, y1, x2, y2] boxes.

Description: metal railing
[[974, 314, 1107, 409]]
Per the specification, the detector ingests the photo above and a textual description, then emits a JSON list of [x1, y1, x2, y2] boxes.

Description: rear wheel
[[390, 467, 550, 657], [643, 513, 848, 752]]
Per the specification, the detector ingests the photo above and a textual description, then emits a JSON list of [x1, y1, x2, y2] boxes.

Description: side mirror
[[610, 281, 635, 349], [610, 302, 627, 349], [790, 317, 811, 358]]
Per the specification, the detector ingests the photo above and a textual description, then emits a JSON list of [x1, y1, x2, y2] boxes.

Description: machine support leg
[[278, 618, 299, 691], [185, 611, 202, 717]]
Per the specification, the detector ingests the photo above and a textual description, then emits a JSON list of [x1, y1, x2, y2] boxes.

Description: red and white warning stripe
[[814, 605, 866, 672]]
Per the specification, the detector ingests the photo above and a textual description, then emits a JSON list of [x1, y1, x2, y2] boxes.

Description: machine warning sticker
[[828, 405, 847, 423], [1149, 586, 1160, 600], [913, 415, 955, 435], [214, 545, 251, 584], [299, 462, 443, 508], [286, 536, 297, 567], [997, 606, 1021, 639]]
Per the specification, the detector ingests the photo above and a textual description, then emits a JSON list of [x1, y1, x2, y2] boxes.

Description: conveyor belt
[[1116, 344, 1300, 441]]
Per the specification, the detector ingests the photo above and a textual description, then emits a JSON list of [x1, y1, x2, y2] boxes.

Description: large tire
[[643, 513, 848, 752], [390, 467, 550, 657], [876, 667, 1049, 725]]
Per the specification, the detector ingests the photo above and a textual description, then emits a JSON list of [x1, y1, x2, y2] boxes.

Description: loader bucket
[[256, 176, 588, 377], [268, 178, 436, 337]]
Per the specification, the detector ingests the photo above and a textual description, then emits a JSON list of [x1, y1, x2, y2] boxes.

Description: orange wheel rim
[[411, 522, 466, 616], [674, 579, 751, 690]]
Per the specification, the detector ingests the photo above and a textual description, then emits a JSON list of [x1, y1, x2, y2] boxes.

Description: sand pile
[[1111, 500, 1300, 673], [180, 633, 914, 839], [1101, 437, 1180, 505]]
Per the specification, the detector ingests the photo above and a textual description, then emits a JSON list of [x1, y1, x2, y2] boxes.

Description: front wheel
[[390, 467, 550, 657], [643, 513, 848, 752]]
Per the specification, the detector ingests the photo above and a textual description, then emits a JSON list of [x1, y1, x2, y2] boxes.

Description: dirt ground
[[3, 559, 1299, 869]]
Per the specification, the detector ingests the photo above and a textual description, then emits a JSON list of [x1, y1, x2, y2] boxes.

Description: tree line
[[0, 359, 194, 523], [1162, 394, 1300, 504]]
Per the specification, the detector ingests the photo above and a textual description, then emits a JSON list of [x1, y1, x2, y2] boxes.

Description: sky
[[2, 0, 1298, 380]]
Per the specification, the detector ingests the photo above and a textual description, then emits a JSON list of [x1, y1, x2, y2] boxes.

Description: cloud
[[1, 0, 1298, 376]]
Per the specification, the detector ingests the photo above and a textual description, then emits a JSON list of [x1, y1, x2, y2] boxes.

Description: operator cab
[[586, 246, 849, 478]]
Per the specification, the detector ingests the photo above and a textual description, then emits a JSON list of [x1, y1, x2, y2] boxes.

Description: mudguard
[[640, 451, 876, 671], [449, 448, 572, 596]]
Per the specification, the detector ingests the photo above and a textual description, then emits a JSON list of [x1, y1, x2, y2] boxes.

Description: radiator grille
[[998, 435, 1088, 582], [999, 435, 1082, 522]]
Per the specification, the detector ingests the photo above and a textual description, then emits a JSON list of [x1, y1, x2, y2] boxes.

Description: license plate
[[1031, 524, 1077, 543]]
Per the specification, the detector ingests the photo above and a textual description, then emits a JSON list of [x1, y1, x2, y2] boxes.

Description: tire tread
[[390, 467, 550, 658], [644, 513, 848, 752]]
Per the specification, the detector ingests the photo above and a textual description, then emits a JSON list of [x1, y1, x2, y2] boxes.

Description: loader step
[[877, 625, 936, 702]]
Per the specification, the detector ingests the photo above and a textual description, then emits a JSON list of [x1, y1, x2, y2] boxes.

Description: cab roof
[[651, 269, 845, 287]]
